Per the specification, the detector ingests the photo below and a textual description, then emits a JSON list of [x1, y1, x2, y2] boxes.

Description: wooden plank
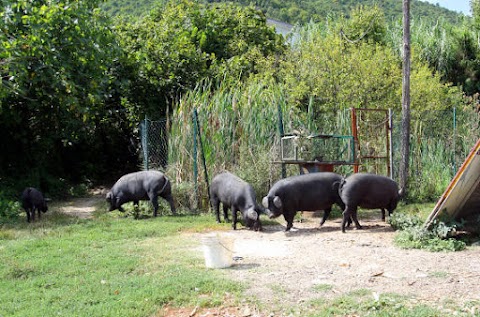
[[425, 138, 480, 226]]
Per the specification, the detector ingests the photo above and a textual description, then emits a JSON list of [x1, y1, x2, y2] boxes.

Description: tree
[[115, 0, 285, 120], [472, 0, 480, 27], [339, 5, 387, 45], [399, 0, 411, 194], [0, 0, 128, 186]]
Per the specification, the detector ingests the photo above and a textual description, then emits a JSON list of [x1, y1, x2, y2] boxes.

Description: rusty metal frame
[[351, 108, 393, 177]]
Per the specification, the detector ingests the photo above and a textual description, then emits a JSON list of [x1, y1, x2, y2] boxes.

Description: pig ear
[[332, 180, 341, 192], [262, 196, 269, 208], [106, 192, 112, 201], [273, 196, 282, 208]]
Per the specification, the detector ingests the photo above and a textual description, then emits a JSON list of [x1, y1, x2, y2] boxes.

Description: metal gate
[[351, 108, 393, 177]]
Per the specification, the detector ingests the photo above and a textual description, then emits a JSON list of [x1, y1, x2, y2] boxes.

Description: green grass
[[0, 210, 242, 317], [312, 283, 333, 293], [306, 291, 456, 317]]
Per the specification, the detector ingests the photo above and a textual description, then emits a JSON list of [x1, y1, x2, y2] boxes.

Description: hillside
[[101, 0, 469, 25]]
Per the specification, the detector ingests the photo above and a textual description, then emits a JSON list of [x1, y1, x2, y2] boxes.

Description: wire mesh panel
[[139, 118, 169, 171], [280, 134, 354, 163], [352, 108, 391, 176]]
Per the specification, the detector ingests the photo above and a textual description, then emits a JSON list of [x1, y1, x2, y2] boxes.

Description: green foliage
[[338, 5, 387, 45], [196, 0, 465, 26], [389, 212, 424, 231], [281, 18, 463, 113], [0, 193, 21, 222], [115, 0, 285, 120], [169, 181, 198, 211], [0, 0, 137, 184], [397, 18, 480, 96], [391, 214, 466, 252]]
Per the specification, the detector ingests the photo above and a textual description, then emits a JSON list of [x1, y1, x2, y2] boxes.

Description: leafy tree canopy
[[115, 0, 286, 120], [101, 0, 468, 26], [0, 0, 128, 185], [280, 17, 464, 115]]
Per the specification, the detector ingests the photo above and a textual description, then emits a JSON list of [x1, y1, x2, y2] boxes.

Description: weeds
[[390, 213, 466, 251], [0, 192, 22, 223]]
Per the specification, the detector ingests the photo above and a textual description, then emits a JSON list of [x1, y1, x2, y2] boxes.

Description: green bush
[[391, 215, 466, 252], [68, 183, 90, 197], [389, 212, 423, 230], [0, 193, 22, 222]]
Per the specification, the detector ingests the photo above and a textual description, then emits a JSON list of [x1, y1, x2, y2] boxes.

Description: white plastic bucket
[[201, 233, 234, 269]]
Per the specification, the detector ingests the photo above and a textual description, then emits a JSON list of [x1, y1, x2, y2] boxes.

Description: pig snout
[[246, 208, 258, 221]]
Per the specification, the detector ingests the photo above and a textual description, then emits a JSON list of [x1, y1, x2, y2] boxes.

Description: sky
[[422, 0, 471, 15]]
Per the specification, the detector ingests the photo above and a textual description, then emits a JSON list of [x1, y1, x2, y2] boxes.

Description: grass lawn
[[0, 208, 242, 317]]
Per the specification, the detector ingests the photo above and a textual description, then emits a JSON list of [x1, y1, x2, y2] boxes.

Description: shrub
[[0, 193, 22, 222], [171, 181, 197, 212], [391, 214, 466, 252], [389, 212, 423, 230]]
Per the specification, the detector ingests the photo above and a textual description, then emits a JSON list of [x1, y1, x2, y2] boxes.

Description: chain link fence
[[139, 118, 169, 171], [140, 107, 480, 207]]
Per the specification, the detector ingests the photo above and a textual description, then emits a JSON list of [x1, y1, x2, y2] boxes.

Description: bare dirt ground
[[57, 197, 480, 316], [56, 188, 108, 219], [228, 217, 480, 307], [187, 214, 480, 316]]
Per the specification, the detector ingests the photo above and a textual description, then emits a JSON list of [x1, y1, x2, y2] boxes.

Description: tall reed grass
[[160, 68, 479, 210], [164, 75, 479, 208]]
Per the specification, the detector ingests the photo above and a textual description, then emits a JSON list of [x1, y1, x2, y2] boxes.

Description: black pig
[[262, 172, 345, 231], [106, 170, 176, 217], [21, 187, 48, 222], [339, 173, 402, 233], [209, 171, 263, 231]]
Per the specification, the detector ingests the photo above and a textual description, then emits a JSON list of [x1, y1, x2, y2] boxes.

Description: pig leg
[[342, 205, 360, 233], [212, 197, 221, 223], [37, 207, 42, 220], [25, 208, 35, 222], [149, 195, 159, 217], [381, 208, 386, 221], [116, 197, 125, 213], [347, 216, 353, 227], [350, 209, 362, 230], [223, 205, 230, 222], [319, 207, 332, 226], [160, 192, 176, 215], [160, 189, 177, 215], [231, 207, 238, 230], [284, 213, 294, 231], [146, 190, 159, 217]]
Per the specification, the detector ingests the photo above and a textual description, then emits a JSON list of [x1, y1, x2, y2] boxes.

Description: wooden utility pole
[[399, 0, 411, 194]]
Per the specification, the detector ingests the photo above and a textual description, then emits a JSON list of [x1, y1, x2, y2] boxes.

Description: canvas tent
[[425, 138, 480, 227]]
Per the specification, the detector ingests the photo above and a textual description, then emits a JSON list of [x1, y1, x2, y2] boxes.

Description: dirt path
[[223, 218, 480, 310], [55, 188, 107, 219]]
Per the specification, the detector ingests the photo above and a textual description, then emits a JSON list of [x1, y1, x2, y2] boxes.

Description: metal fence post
[[142, 116, 149, 171], [277, 103, 286, 178], [194, 108, 211, 206], [192, 111, 198, 208]]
